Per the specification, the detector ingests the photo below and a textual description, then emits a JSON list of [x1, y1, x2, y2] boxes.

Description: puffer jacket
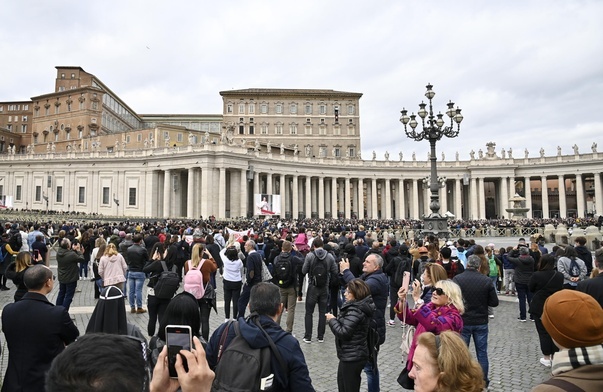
[[328, 295, 375, 362], [507, 254, 535, 285]]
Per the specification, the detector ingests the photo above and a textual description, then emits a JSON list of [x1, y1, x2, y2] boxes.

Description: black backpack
[[393, 256, 411, 287], [153, 261, 180, 299], [273, 255, 293, 288], [310, 252, 328, 288], [212, 315, 287, 392], [10, 232, 22, 251]]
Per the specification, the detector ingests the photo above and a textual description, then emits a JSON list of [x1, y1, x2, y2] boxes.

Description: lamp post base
[[421, 216, 449, 239]]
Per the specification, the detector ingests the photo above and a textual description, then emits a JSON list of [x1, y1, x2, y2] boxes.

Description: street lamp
[[400, 83, 463, 238]]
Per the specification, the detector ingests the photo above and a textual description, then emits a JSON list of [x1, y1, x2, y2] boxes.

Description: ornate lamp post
[[400, 83, 463, 238]]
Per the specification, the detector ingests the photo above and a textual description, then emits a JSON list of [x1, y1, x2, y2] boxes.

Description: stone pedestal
[[543, 224, 556, 243], [554, 224, 570, 246], [584, 226, 602, 251]]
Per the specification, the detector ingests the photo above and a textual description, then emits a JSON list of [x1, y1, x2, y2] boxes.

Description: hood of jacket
[[106, 254, 122, 263], [238, 314, 288, 350], [313, 248, 328, 260]]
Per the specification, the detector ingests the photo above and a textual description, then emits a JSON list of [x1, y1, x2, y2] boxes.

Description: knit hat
[[542, 290, 603, 349]]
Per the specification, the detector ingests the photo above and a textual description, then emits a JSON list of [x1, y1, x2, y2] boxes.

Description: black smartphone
[[165, 325, 192, 378], [33, 249, 40, 260]]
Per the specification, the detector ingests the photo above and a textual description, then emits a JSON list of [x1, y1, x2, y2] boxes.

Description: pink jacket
[[397, 301, 464, 370], [99, 254, 128, 286]]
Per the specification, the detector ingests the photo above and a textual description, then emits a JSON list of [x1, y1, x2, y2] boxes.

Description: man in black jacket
[[578, 248, 603, 307], [574, 236, 594, 276], [454, 254, 499, 389], [126, 234, 149, 314], [3, 265, 79, 391]]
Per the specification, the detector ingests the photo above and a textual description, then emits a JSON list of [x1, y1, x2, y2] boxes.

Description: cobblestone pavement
[[0, 237, 556, 391]]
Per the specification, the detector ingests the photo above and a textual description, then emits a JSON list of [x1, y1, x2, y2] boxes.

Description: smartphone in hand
[[402, 271, 411, 292], [165, 325, 192, 378]]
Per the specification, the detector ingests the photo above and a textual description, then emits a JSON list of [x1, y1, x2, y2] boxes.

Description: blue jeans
[[56, 281, 77, 311], [461, 324, 489, 387], [128, 271, 146, 309], [364, 353, 380, 392], [516, 282, 533, 320]]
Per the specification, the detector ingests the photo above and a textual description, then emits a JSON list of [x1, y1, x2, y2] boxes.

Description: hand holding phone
[[402, 271, 411, 292], [166, 325, 192, 378]]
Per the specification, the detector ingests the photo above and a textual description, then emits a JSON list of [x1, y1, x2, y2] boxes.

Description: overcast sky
[[1, 0, 601, 160]]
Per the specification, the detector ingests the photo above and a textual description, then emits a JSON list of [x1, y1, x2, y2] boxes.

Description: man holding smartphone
[[56, 238, 85, 312]]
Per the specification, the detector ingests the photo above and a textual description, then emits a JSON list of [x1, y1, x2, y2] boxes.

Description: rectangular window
[[78, 187, 85, 203], [21, 125, 27, 133], [238, 103, 245, 114], [319, 147, 327, 158], [347, 105, 355, 115], [334, 126, 341, 135], [22, 116, 27, 122], [320, 105, 326, 115], [319, 125, 326, 135], [227, 104, 233, 113], [16, 185, 22, 201], [177, 133, 183, 142], [35, 186, 42, 202], [275, 124, 283, 135], [249, 125, 254, 135], [260, 104, 268, 114], [305, 104, 312, 115], [349, 148, 355, 157], [239, 125, 245, 134], [261, 124, 268, 135], [334, 148, 341, 157], [128, 188, 137, 206], [137, 134, 142, 142], [290, 124, 297, 135], [79, 100, 84, 110], [55, 105, 60, 114], [249, 104, 255, 114], [305, 125, 312, 135], [102, 187, 110, 205], [0, 185, 3, 199], [290, 104, 297, 114], [275, 104, 282, 114], [347, 126, 356, 135], [164, 131, 169, 140]]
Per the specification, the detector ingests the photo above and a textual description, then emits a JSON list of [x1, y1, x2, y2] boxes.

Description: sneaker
[[318, 338, 324, 343], [539, 357, 552, 367], [302, 338, 312, 344], [517, 317, 526, 322], [225, 318, 230, 323], [388, 320, 396, 326], [488, 315, 494, 319]]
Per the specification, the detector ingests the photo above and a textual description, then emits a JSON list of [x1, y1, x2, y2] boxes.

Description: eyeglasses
[[433, 287, 446, 296]]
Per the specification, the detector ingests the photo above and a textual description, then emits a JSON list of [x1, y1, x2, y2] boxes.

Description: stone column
[[253, 172, 260, 196], [398, 179, 405, 219], [454, 178, 462, 219], [558, 174, 566, 219], [371, 178, 378, 219], [470, 177, 478, 219], [344, 177, 351, 219], [279, 174, 286, 217], [266, 173, 273, 195], [218, 168, 226, 219], [524, 177, 533, 219], [240, 169, 248, 218], [366, 181, 372, 218], [331, 177, 338, 218], [500, 177, 508, 219], [541, 176, 549, 219], [305, 176, 312, 218], [318, 177, 325, 218], [187, 168, 195, 218], [439, 181, 447, 215], [412, 179, 420, 219], [385, 179, 392, 219], [163, 169, 171, 218], [358, 178, 364, 219], [478, 178, 486, 219], [576, 173, 585, 217], [594, 173, 603, 216], [292, 175, 299, 219]]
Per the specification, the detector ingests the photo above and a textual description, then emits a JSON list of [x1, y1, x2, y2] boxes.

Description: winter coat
[[328, 296, 375, 362], [528, 270, 564, 317], [507, 254, 535, 285], [453, 269, 499, 326], [398, 301, 464, 371], [99, 254, 128, 286], [342, 268, 389, 345], [56, 247, 84, 284]]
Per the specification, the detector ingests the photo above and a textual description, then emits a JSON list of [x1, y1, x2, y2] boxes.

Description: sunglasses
[[433, 287, 446, 296]]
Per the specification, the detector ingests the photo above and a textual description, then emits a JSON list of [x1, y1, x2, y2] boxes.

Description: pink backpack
[[183, 259, 205, 299]]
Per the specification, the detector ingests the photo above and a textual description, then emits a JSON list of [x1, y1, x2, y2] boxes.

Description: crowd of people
[[0, 216, 601, 391]]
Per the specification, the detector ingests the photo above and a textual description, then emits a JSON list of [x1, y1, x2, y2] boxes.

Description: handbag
[[397, 362, 414, 389], [261, 261, 273, 282], [399, 301, 416, 363]]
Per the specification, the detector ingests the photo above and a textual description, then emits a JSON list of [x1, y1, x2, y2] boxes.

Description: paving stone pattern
[[0, 237, 555, 391]]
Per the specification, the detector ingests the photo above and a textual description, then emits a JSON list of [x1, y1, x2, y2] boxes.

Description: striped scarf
[[551, 344, 603, 376]]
